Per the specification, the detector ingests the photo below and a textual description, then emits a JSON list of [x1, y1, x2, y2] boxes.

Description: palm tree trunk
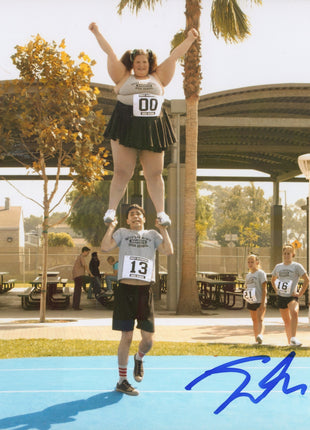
[[177, 0, 202, 314], [177, 95, 201, 314]]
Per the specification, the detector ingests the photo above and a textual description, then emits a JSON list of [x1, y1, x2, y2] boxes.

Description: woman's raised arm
[[155, 28, 198, 87], [89, 22, 127, 84]]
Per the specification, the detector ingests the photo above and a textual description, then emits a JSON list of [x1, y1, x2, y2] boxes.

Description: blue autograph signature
[[185, 351, 307, 414]]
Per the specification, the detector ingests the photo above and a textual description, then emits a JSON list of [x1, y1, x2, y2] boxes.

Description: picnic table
[[0, 272, 8, 285], [18, 272, 71, 310], [0, 272, 16, 294], [197, 276, 246, 310]]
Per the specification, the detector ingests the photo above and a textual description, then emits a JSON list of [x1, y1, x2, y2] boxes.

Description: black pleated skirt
[[104, 101, 176, 153]]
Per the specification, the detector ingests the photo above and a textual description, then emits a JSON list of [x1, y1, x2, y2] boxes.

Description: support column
[[271, 205, 283, 269], [271, 181, 283, 268]]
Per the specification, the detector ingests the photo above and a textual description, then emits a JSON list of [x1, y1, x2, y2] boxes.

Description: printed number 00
[[139, 98, 158, 112]]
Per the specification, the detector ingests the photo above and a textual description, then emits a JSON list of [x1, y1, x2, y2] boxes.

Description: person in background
[[105, 255, 118, 295], [243, 254, 267, 344], [89, 22, 198, 227], [271, 244, 309, 346], [101, 204, 173, 396], [72, 246, 91, 310], [88, 251, 102, 298]]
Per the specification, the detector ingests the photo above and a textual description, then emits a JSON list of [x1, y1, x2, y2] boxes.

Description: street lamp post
[[297, 153, 310, 323]]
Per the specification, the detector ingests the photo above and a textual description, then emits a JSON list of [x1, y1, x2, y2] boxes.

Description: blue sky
[[1, 0, 310, 215]]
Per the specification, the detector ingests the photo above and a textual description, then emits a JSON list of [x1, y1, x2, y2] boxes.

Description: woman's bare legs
[[280, 308, 291, 344], [105, 143, 170, 225], [139, 149, 165, 213], [108, 140, 137, 210], [250, 306, 266, 343], [288, 300, 299, 339]]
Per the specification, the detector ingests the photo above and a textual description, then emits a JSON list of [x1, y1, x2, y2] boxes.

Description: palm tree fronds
[[117, 0, 162, 15], [211, 0, 256, 43]]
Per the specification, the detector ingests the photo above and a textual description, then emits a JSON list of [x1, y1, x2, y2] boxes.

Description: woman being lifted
[[89, 22, 198, 226]]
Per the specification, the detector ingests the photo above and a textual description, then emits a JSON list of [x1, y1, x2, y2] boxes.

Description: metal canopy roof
[[1, 81, 310, 183], [96, 82, 310, 182], [167, 83, 310, 182]]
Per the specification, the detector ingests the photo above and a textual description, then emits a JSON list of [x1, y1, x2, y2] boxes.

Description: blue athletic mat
[[0, 355, 309, 430]]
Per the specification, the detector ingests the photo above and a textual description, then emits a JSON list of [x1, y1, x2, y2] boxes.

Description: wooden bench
[[17, 287, 39, 310], [222, 289, 245, 310], [61, 286, 72, 307]]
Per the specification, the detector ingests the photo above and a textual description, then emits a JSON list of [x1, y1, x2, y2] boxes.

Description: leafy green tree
[[66, 181, 110, 246], [202, 183, 271, 247], [0, 35, 108, 322], [283, 198, 307, 246], [47, 232, 74, 247]]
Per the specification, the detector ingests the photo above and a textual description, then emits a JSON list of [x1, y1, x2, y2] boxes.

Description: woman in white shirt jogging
[[244, 254, 267, 344], [271, 244, 309, 346]]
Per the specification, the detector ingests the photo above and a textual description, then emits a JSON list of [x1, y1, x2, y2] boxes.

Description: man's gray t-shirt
[[113, 228, 163, 283]]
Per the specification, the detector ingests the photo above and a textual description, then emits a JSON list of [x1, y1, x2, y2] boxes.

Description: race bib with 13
[[133, 93, 163, 117], [122, 255, 153, 282]]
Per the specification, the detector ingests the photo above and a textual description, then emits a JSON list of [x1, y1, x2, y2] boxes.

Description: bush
[[47, 232, 74, 247]]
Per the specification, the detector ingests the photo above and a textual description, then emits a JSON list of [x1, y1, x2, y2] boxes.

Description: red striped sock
[[119, 365, 127, 382]]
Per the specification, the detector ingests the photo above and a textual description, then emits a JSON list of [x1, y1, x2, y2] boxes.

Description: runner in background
[[271, 244, 309, 346], [243, 254, 267, 344]]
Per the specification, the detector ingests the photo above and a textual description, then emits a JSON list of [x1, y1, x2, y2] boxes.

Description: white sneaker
[[256, 334, 263, 344], [157, 212, 171, 227], [103, 209, 116, 224], [290, 337, 302, 347]]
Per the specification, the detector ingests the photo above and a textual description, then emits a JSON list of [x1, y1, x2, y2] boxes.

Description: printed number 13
[[130, 261, 148, 275]]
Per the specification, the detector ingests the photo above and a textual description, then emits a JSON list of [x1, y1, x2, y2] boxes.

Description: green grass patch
[[1, 339, 310, 359]]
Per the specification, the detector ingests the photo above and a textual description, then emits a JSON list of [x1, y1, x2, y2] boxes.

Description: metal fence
[[0, 246, 307, 282]]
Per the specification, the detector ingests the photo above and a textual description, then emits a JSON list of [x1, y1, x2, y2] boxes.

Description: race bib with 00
[[275, 279, 293, 296], [122, 255, 153, 282], [133, 93, 163, 117]]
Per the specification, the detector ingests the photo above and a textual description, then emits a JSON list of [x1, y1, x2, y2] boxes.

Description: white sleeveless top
[[117, 75, 164, 106]]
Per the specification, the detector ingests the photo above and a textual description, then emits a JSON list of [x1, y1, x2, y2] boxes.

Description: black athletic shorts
[[247, 302, 261, 311], [112, 282, 155, 333], [278, 295, 298, 309]]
